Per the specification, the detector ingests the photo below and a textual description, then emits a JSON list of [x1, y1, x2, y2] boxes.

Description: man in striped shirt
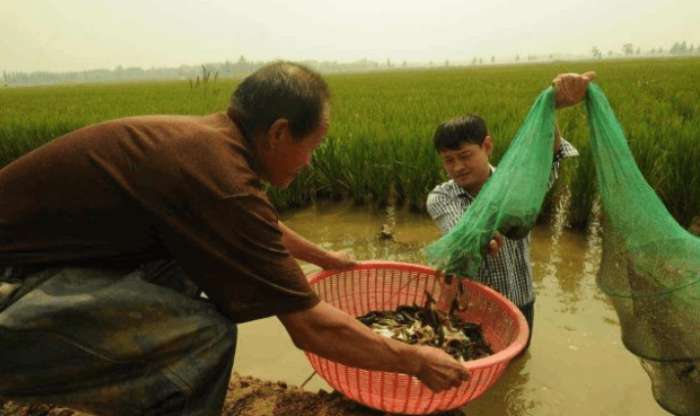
[[426, 72, 593, 349]]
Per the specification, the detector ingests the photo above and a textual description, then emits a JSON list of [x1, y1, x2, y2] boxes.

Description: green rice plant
[[658, 118, 700, 227], [1, 59, 699, 228], [392, 134, 444, 211], [566, 141, 597, 230]]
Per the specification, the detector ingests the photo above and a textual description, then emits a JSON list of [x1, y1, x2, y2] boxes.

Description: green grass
[[1, 58, 699, 229]]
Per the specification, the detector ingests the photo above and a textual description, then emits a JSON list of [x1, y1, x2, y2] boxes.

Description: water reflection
[[462, 354, 534, 415]]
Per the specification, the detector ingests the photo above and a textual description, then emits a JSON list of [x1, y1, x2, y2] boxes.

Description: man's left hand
[[553, 71, 596, 108], [487, 233, 504, 256]]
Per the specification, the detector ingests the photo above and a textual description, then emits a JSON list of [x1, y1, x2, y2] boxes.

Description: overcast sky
[[1, 0, 699, 72]]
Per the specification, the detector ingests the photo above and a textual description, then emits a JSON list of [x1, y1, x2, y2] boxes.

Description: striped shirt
[[426, 139, 578, 306]]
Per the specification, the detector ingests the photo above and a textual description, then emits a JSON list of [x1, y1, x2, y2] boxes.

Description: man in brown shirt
[[0, 62, 469, 415]]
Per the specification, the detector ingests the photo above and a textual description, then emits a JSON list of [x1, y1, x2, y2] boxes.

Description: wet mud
[[0, 373, 464, 416]]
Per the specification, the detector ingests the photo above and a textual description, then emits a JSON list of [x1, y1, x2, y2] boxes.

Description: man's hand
[[413, 345, 470, 392], [487, 232, 504, 256], [553, 71, 596, 108], [320, 250, 357, 270], [279, 301, 468, 393]]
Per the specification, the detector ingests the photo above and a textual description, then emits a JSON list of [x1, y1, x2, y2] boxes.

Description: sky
[[1, 0, 699, 72]]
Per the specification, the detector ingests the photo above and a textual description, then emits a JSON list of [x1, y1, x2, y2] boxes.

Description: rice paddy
[[1, 58, 698, 230]]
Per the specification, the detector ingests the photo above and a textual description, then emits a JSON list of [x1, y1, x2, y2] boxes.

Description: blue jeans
[[0, 260, 236, 416]]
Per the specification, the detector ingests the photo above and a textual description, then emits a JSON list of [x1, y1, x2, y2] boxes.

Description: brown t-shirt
[[0, 112, 319, 322]]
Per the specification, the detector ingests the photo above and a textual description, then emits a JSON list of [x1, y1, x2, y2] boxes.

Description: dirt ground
[[0, 373, 464, 416]]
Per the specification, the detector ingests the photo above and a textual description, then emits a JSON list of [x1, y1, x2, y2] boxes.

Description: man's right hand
[[279, 301, 470, 394], [413, 345, 470, 392]]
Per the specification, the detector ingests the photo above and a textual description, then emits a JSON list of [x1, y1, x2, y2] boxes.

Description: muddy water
[[235, 202, 670, 415]]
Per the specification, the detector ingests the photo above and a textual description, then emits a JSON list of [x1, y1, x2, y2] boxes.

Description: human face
[[438, 137, 492, 194], [260, 105, 329, 188]]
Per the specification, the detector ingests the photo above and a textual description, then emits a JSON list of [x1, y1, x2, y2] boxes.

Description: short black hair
[[432, 114, 488, 151], [227, 61, 330, 141]]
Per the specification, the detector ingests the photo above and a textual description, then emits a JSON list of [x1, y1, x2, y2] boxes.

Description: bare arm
[[278, 301, 470, 392], [278, 221, 356, 270]]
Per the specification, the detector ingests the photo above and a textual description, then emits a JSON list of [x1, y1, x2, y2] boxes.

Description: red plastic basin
[[305, 261, 529, 415]]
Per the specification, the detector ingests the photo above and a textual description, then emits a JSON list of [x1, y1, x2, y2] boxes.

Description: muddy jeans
[[0, 260, 237, 416]]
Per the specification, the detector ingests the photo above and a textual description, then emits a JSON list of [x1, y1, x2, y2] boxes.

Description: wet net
[[587, 84, 700, 416], [426, 83, 700, 415]]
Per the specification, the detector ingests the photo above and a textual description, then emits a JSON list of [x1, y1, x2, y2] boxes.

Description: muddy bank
[[0, 373, 463, 416]]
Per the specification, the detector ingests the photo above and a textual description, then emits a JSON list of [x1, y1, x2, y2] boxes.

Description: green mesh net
[[587, 84, 700, 416], [425, 87, 556, 276], [425, 83, 700, 416]]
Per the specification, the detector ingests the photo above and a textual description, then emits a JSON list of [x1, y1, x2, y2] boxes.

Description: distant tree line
[[3, 40, 699, 87], [590, 41, 698, 59], [468, 40, 698, 66], [1, 56, 387, 87]]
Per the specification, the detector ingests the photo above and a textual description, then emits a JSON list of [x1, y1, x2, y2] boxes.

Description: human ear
[[483, 135, 494, 156], [266, 118, 290, 149]]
